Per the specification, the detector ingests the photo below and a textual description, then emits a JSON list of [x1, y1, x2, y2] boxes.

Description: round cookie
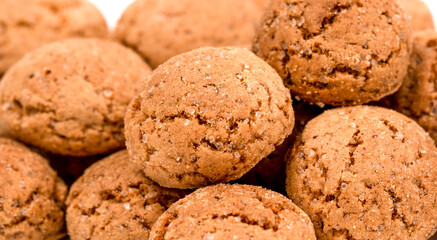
[[125, 47, 294, 189], [253, 0, 412, 106], [114, 0, 264, 68], [398, 0, 434, 32], [286, 106, 437, 240], [0, 38, 152, 156], [388, 30, 437, 142], [149, 184, 317, 240], [0, 138, 67, 239], [0, 0, 108, 75], [66, 150, 188, 240]]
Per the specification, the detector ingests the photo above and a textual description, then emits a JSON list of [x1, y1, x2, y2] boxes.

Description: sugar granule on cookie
[[125, 46, 294, 189]]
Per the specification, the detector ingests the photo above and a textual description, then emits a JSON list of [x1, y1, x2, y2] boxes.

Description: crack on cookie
[[346, 128, 363, 171]]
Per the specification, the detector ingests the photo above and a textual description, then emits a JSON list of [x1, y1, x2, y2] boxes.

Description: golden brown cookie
[[114, 0, 264, 68], [387, 30, 437, 142], [66, 150, 188, 240], [0, 0, 108, 75], [149, 184, 317, 240], [398, 0, 434, 32], [253, 0, 412, 106], [0, 38, 152, 156], [125, 47, 294, 189], [0, 138, 67, 240], [286, 106, 437, 240]]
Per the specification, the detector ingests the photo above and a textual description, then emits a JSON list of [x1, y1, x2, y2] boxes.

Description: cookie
[[0, 138, 67, 239], [0, 0, 108, 75], [149, 184, 317, 240], [125, 47, 294, 189], [286, 106, 437, 240], [0, 38, 152, 156], [66, 150, 188, 240], [253, 0, 412, 106], [387, 30, 437, 142], [114, 0, 264, 68], [398, 0, 434, 32]]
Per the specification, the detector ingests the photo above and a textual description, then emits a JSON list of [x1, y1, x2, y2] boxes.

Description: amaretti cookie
[[114, 0, 264, 68], [149, 184, 317, 240], [286, 106, 437, 240], [0, 138, 67, 239], [388, 31, 437, 142], [0, 38, 152, 156], [253, 0, 412, 106], [0, 0, 108, 75], [125, 47, 294, 189], [66, 150, 188, 240], [398, 0, 434, 32]]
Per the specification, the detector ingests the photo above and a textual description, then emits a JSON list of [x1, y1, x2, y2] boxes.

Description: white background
[[88, 0, 437, 29]]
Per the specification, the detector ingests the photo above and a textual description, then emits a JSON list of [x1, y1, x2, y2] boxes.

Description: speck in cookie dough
[[0, 0, 108, 75], [286, 106, 437, 240], [0, 138, 67, 240], [253, 0, 412, 106], [124, 47, 294, 189], [0, 38, 152, 156], [114, 0, 265, 68], [66, 150, 188, 240], [149, 184, 317, 240], [387, 30, 437, 142]]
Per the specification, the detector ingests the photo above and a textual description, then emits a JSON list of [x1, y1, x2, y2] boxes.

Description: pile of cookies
[[0, 0, 436, 239]]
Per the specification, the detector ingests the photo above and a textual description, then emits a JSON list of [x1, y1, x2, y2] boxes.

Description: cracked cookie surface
[[0, 38, 152, 156], [149, 184, 316, 240], [124, 47, 294, 189], [114, 0, 264, 68], [387, 31, 437, 143], [0, 138, 67, 240], [253, 0, 412, 106], [0, 0, 108, 75], [286, 106, 437, 240], [66, 150, 188, 240]]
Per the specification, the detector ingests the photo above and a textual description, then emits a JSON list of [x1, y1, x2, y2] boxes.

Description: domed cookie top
[[286, 106, 437, 240], [149, 184, 317, 240], [114, 0, 264, 68], [0, 0, 108, 75], [66, 150, 188, 240], [253, 0, 412, 106], [0, 38, 152, 156], [0, 138, 67, 239], [388, 30, 437, 142], [125, 47, 294, 189]]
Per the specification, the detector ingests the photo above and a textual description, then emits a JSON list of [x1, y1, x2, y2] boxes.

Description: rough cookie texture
[[0, 0, 108, 75], [388, 31, 437, 142], [114, 0, 264, 68], [398, 0, 434, 32], [286, 106, 437, 240], [66, 150, 188, 240], [0, 38, 152, 156], [0, 138, 67, 240], [125, 47, 294, 189], [149, 184, 317, 240], [253, 0, 412, 106]]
